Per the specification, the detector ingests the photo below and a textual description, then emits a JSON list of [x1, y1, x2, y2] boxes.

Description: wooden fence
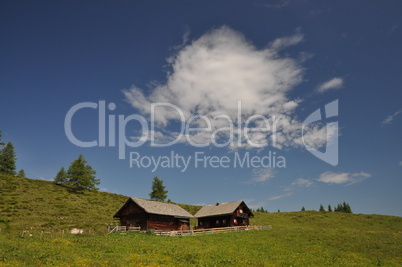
[[108, 226, 141, 233], [154, 225, 271, 236], [108, 225, 271, 235]]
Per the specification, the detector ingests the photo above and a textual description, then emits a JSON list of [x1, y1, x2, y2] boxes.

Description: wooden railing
[[108, 225, 271, 235], [108, 226, 141, 233], [153, 225, 271, 236]]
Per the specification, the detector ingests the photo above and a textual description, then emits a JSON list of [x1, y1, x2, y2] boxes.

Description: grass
[[0, 173, 401, 266], [0, 173, 129, 233]]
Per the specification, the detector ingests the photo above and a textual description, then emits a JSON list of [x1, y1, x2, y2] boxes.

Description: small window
[[200, 221, 203, 226], [223, 219, 226, 224], [234, 219, 237, 223], [216, 220, 219, 225], [239, 209, 243, 214]]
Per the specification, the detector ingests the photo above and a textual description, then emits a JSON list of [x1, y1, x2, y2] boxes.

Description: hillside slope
[[0, 173, 128, 232], [0, 174, 200, 233]]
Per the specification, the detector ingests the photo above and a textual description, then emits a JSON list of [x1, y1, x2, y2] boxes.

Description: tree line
[[301, 202, 352, 213], [251, 202, 353, 214]]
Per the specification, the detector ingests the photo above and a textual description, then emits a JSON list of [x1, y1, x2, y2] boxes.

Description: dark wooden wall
[[197, 203, 252, 228], [116, 200, 189, 231]]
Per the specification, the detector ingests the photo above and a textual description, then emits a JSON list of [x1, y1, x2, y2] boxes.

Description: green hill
[[0, 173, 401, 266], [0, 173, 200, 234], [0, 173, 128, 233]]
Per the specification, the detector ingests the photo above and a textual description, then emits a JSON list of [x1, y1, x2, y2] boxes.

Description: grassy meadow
[[0, 173, 401, 266]]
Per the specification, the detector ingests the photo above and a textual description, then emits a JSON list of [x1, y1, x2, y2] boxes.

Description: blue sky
[[1, 0, 401, 216]]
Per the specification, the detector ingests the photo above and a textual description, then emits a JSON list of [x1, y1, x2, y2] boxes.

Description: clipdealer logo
[[64, 99, 338, 170]]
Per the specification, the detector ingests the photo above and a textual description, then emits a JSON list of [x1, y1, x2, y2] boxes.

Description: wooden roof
[[114, 197, 194, 219], [194, 200, 253, 218]]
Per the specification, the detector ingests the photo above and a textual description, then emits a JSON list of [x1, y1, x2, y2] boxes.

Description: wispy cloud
[[259, 0, 292, 9], [251, 168, 275, 183], [268, 192, 293, 200], [269, 178, 314, 201], [316, 77, 344, 93], [399, 161, 402, 166], [291, 178, 314, 187], [269, 29, 304, 50], [381, 109, 402, 126], [317, 171, 371, 185], [283, 178, 314, 192], [388, 24, 399, 36]]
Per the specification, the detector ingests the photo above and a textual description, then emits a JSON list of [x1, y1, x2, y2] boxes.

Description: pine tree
[[343, 202, 352, 213], [54, 167, 67, 185], [328, 204, 332, 212], [149, 176, 168, 201], [66, 155, 99, 191], [337, 203, 343, 212], [17, 169, 26, 178], [301, 206, 305, 211], [0, 130, 4, 146], [277, 209, 280, 213], [258, 206, 267, 213], [0, 142, 17, 175], [319, 204, 325, 212]]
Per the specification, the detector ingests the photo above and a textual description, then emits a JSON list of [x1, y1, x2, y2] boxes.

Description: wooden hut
[[195, 200, 254, 229], [113, 197, 194, 231]]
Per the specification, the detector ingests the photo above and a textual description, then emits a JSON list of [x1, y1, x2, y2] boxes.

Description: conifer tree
[[54, 167, 67, 185], [258, 206, 267, 212], [0, 142, 17, 175], [149, 176, 168, 201], [328, 204, 332, 212], [0, 130, 4, 146], [301, 206, 305, 211], [66, 155, 99, 190], [17, 169, 26, 178], [319, 204, 325, 212], [336, 203, 343, 212], [343, 202, 352, 213]]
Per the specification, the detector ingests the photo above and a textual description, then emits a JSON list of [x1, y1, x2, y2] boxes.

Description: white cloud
[[317, 171, 371, 185], [268, 192, 293, 200], [399, 161, 402, 166], [251, 168, 275, 182], [124, 26, 304, 120], [381, 110, 402, 126], [316, 77, 344, 93], [283, 178, 314, 192], [291, 178, 314, 187], [123, 26, 329, 150], [269, 30, 304, 50]]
